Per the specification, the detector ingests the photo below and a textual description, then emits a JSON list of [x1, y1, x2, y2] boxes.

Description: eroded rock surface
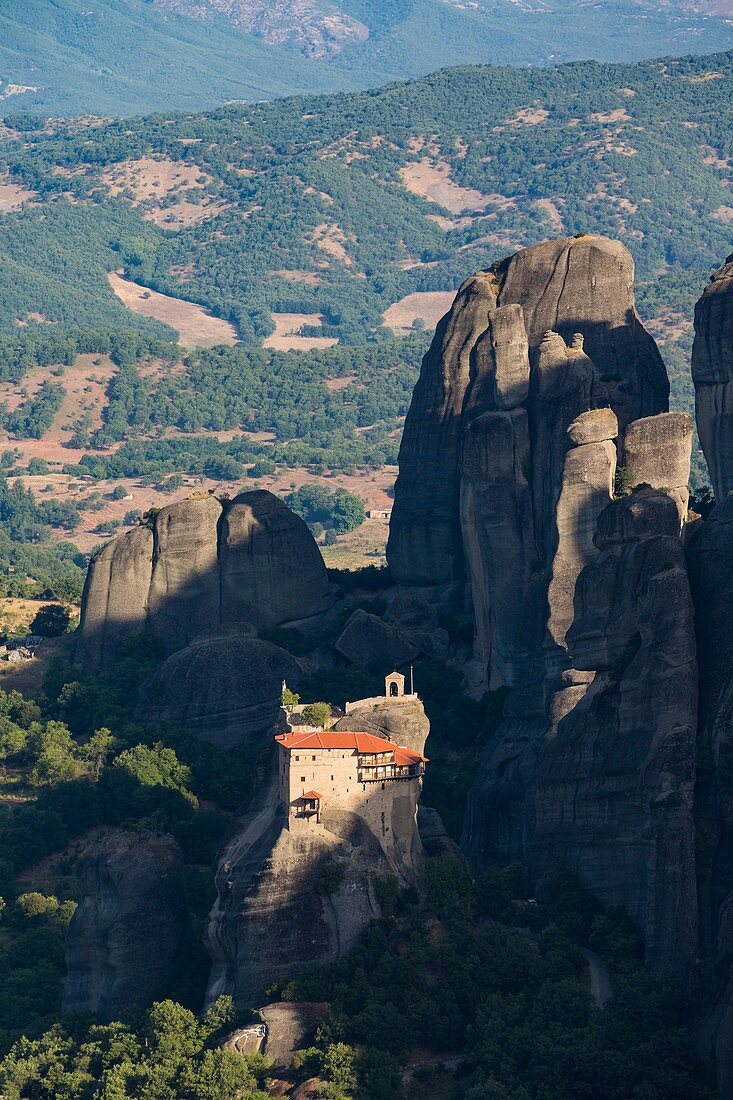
[[63, 831, 190, 1021], [77, 490, 333, 673], [693, 256, 733, 503], [136, 627, 303, 747], [205, 777, 422, 1008]]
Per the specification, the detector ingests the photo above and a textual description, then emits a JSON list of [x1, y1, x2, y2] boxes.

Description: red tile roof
[[275, 728, 427, 762], [302, 791, 323, 800]]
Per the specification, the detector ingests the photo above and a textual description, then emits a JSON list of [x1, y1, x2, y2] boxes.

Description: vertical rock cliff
[[63, 831, 190, 1021], [693, 256, 733, 504]]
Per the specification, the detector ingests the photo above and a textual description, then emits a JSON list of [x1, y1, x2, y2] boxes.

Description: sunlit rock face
[[76, 489, 334, 673]]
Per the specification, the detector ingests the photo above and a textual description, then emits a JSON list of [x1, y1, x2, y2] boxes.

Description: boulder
[[567, 407, 618, 446], [335, 609, 419, 669], [692, 256, 733, 503], [76, 490, 333, 674], [63, 831, 190, 1021], [136, 627, 302, 748]]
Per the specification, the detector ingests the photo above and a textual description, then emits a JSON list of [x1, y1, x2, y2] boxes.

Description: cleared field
[[108, 272, 239, 348], [102, 155, 227, 228], [0, 177, 36, 211], [400, 158, 514, 216], [264, 312, 339, 350], [383, 291, 454, 335]]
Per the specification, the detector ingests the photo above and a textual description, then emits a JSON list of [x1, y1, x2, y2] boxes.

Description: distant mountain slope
[[0, 0, 354, 116], [2, 0, 733, 116]]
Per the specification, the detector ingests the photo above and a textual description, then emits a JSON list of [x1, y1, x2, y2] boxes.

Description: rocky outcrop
[[622, 412, 693, 524], [693, 256, 733, 503], [76, 490, 334, 673], [333, 696, 429, 756], [387, 271, 498, 589], [388, 234, 667, 601], [686, 498, 733, 1091], [63, 831, 190, 1021], [496, 235, 669, 434], [205, 776, 422, 1008], [135, 626, 303, 747], [535, 491, 698, 977], [335, 608, 419, 669]]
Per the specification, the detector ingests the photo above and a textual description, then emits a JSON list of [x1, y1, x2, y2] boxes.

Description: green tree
[[29, 604, 73, 638], [302, 702, 331, 728]]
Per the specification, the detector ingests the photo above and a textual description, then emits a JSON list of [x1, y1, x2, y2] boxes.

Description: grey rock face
[[333, 697, 430, 756], [76, 490, 334, 673], [205, 780, 422, 1008], [686, 499, 733, 1091], [693, 257, 733, 503], [76, 525, 153, 675], [220, 490, 334, 630], [388, 235, 666, 599], [335, 608, 420, 669], [536, 491, 699, 977], [135, 627, 303, 747], [622, 412, 693, 524], [63, 831, 189, 1021], [387, 271, 498, 588], [496, 235, 669, 434]]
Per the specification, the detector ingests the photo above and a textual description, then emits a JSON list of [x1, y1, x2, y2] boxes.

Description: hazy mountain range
[[1, 0, 733, 115]]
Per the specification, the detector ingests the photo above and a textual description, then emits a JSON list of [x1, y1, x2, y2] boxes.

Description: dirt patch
[[274, 269, 322, 285], [102, 155, 227, 229], [310, 222, 354, 266], [504, 106, 549, 126], [0, 634, 74, 699], [689, 71, 724, 84], [711, 206, 733, 223], [0, 177, 37, 212], [590, 108, 631, 124], [702, 146, 731, 170], [383, 292, 455, 335], [533, 198, 565, 233], [325, 376, 356, 391], [263, 313, 339, 351], [400, 158, 511, 217], [108, 272, 238, 348]]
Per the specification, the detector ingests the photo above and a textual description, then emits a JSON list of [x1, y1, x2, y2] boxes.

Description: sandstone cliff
[[76, 489, 334, 673], [135, 626, 303, 747], [63, 831, 190, 1021]]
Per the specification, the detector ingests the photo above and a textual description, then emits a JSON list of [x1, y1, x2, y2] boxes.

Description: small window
[[295, 755, 299, 761], [331, 775, 334, 781], [312, 755, 316, 761], [300, 776, 306, 782]]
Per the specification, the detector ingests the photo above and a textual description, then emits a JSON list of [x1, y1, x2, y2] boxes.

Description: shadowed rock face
[[333, 697, 430, 756], [686, 498, 733, 1092], [77, 490, 334, 673], [495, 235, 669, 435], [205, 778, 422, 1009], [535, 491, 698, 977], [387, 271, 498, 588], [135, 627, 303, 747], [63, 831, 190, 1021], [693, 256, 733, 503]]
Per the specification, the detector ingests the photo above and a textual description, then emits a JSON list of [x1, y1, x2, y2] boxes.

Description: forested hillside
[[3, 0, 733, 116], [0, 50, 730, 570]]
